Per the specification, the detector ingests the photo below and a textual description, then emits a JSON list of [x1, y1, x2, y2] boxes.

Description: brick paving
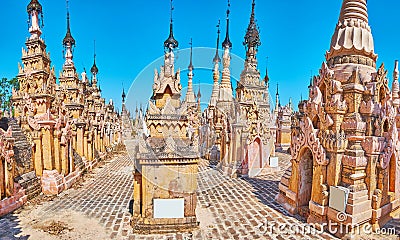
[[0, 143, 399, 239]]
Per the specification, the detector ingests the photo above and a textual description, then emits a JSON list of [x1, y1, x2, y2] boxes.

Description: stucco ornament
[[292, 117, 328, 165]]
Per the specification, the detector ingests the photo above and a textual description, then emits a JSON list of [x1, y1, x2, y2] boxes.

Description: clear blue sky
[[1, 0, 400, 113]]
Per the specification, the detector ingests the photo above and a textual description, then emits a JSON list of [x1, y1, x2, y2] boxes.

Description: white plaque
[[269, 157, 279, 168], [153, 198, 185, 219], [329, 186, 350, 213]]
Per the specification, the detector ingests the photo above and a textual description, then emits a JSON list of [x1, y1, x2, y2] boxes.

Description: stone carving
[[277, 1, 400, 236]]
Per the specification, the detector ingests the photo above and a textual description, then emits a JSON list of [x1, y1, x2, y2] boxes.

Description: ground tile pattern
[[0, 149, 398, 239]]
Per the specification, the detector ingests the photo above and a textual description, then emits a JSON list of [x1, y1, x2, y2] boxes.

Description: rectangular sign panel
[[329, 186, 350, 213], [153, 198, 185, 219]]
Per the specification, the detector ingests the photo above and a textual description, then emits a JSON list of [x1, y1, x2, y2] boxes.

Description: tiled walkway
[[0, 143, 399, 239]]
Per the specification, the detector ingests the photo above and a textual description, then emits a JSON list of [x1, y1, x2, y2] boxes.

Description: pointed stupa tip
[[213, 20, 221, 63], [63, 2, 75, 47], [197, 87, 201, 99], [27, 0, 42, 14], [243, 0, 260, 49], [222, 1, 232, 49], [122, 88, 126, 101], [308, 76, 313, 88], [339, 0, 368, 23], [276, 83, 279, 96], [91, 56, 98, 75], [164, 0, 178, 50], [91, 41, 99, 75], [188, 38, 194, 70], [327, 0, 376, 63], [264, 65, 270, 83], [394, 60, 399, 81]]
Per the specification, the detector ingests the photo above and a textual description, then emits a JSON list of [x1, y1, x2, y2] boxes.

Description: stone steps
[[15, 171, 41, 200], [8, 119, 33, 174]]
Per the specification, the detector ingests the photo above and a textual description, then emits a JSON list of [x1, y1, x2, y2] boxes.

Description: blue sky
[[1, 0, 400, 113]]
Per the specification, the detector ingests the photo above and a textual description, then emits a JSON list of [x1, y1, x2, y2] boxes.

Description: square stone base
[[131, 216, 198, 234], [41, 170, 82, 195]]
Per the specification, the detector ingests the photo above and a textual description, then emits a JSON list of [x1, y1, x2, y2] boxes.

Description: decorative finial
[[264, 57, 270, 83], [308, 76, 313, 88], [27, 0, 44, 38], [197, 77, 201, 99], [63, 0, 75, 48], [244, 0, 260, 49], [222, 0, 232, 49], [188, 38, 194, 71], [91, 40, 99, 75], [164, 0, 178, 51], [213, 20, 221, 63], [122, 88, 126, 103], [276, 82, 279, 96]]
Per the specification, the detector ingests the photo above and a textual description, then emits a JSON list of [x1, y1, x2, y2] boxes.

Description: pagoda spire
[[326, 0, 377, 65], [275, 83, 280, 111], [243, 0, 261, 71], [91, 40, 99, 84], [218, 0, 234, 103], [264, 58, 270, 85], [122, 88, 126, 104], [185, 38, 196, 104], [244, 0, 260, 51], [393, 60, 399, 101], [27, 0, 43, 39], [197, 82, 202, 114], [210, 20, 221, 107], [162, 0, 178, 78], [164, 0, 178, 51], [222, 0, 232, 49], [63, 0, 75, 66], [213, 20, 221, 64]]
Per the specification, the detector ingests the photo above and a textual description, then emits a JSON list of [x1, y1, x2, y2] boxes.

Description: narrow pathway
[[40, 154, 134, 238]]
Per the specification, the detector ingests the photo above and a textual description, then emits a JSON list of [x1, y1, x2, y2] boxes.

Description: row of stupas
[[276, 0, 400, 237], [200, 0, 280, 178], [0, 0, 123, 217]]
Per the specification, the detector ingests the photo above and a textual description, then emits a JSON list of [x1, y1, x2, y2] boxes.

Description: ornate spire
[[122, 88, 126, 104], [27, 0, 43, 39], [91, 40, 99, 76], [63, 0, 75, 65], [210, 21, 221, 107], [264, 58, 270, 84], [308, 75, 313, 88], [326, 0, 377, 64], [243, 0, 260, 50], [63, 0, 75, 47], [197, 83, 202, 114], [164, 0, 178, 51], [219, 0, 234, 103], [185, 38, 196, 104], [213, 20, 221, 64], [222, 0, 232, 49], [188, 38, 194, 71], [393, 60, 399, 100], [197, 86, 201, 100], [275, 83, 280, 111]]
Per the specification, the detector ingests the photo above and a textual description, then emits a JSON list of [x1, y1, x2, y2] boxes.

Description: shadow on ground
[[0, 213, 30, 239], [242, 170, 307, 223]]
